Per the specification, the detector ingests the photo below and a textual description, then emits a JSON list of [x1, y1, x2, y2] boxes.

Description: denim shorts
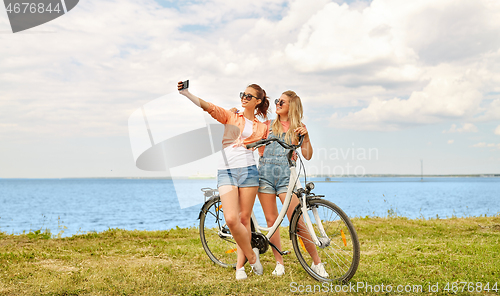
[[217, 165, 259, 188], [258, 159, 291, 195]]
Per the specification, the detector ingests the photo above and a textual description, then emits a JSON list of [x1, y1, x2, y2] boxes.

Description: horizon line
[[1, 174, 499, 180]]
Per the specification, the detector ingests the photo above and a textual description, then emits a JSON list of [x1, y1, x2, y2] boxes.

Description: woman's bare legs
[[218, 185, 258, 269], [277, 192, 321, 265], [258, 192, 284, 265], [237, 186, 259, 267], [259, 190, 321, 265]]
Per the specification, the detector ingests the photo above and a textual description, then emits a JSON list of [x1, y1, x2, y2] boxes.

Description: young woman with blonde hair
[[257, 90, 327, 277]]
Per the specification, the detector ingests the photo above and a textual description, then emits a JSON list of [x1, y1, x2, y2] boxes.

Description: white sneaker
[[311, 262, 329, 278], [272, 262, 285, 276], [236, 267, 247, 280], [250, 248, 263, 275]]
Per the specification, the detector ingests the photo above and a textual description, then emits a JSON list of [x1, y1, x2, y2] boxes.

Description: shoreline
[[1, 174, 499, 180], [2, 214, 499, 239]]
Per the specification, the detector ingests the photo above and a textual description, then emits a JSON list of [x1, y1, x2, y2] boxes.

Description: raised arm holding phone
[[177, 80, 270, 280]]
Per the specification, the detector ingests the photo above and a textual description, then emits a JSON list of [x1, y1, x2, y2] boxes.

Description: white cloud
[[1, 0, 500, 139], [443, 123, 478, 133], [402, 0, 500, 64], [329, 74, 483, 130], [495, 125, 500, 135], [282, 1, 418, 75], [477, 99, 500, 121], [281, 0, 500, 70], [447, 140, 454, 144], [473, 142, 500, 148], [0, 123, 18, 127], [282, 0, 500, 130], [3, 0, 500, 178]]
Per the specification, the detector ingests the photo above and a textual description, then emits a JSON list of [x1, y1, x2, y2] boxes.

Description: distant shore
[[1, 174, 499, 179]]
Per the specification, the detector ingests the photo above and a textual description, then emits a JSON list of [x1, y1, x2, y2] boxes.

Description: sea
[[1, 177, 499, 237]]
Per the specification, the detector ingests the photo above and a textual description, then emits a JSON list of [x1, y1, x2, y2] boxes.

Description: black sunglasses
[[240, 92, 258, 101], [275, 99, 286, 107]]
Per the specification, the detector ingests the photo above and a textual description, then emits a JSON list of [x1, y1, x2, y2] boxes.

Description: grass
[[1, 216, 499, 295]]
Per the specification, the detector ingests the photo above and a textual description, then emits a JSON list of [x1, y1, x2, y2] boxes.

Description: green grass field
[[1, 216, 499, 295]]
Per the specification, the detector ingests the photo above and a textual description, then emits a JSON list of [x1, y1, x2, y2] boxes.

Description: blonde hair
[[271, 90, 304, 144]]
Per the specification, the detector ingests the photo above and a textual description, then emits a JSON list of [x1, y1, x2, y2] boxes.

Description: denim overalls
[[258, 125, 295, 195]]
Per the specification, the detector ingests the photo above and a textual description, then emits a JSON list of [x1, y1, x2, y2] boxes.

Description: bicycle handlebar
[[246, 134, 305, 150]]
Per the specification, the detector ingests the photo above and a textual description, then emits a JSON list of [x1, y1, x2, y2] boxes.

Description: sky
[[0, 0, 499, 178]]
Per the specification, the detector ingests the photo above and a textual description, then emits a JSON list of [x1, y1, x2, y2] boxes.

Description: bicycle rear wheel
[[199, 196, 237, 268], [290, 199, 360, 282]]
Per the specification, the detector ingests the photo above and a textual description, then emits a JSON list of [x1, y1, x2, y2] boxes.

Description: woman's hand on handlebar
[[294, 126, 308, 137], [295, 126, 312, 159], [246, 138, 269, 150], [294, 126, 310, 146]]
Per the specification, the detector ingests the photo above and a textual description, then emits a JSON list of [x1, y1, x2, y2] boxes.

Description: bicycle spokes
[[290, 199, 360, 282], [199, 196, 238, 268]]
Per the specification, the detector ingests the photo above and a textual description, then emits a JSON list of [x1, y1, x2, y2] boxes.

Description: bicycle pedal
[[282, 250, 290, 255]]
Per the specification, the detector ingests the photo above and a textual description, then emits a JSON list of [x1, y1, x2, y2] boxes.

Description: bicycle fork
[[289, 167, 331, 249]]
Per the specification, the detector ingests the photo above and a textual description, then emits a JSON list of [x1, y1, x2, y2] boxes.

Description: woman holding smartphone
[[178, 81, 269, 280], [257, 90, 327, 277]]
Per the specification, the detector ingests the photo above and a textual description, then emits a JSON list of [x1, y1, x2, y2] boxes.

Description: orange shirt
[[206, 102, 267, 149]]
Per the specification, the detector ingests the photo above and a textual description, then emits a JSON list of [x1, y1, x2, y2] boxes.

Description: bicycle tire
[[199, 196, 237, 268], [290, 198, 360, 282]]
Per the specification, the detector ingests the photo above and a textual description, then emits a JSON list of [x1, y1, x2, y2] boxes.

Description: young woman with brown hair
[[178, 81, 269, 280]]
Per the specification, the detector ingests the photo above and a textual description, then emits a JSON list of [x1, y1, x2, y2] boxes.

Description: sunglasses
[[240, 92, 258, 101], [275, 99, 286, 107]]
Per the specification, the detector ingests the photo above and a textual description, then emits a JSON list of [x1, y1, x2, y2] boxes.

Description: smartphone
[[180, 80, 189, 90]]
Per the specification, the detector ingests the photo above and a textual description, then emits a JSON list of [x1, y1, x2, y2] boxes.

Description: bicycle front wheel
[[290, 199, 360, 282], [199, 196, 237, 268]]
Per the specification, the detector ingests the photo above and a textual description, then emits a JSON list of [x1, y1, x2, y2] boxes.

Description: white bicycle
[[198, 136, 360, 282]]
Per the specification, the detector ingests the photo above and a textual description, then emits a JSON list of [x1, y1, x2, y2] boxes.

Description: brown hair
[[248, 83, 269, 119]]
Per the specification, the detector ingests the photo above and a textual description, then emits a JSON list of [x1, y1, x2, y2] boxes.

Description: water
[[1, 177, 499, 237]]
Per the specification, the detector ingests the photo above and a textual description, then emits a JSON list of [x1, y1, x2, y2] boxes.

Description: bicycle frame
[[250, 163, 325, 248], [203, 135, 330, 251], [199, 134, 360, 282]]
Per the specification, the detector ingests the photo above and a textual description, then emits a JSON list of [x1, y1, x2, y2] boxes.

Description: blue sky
[[0, 0, 499, 178]]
